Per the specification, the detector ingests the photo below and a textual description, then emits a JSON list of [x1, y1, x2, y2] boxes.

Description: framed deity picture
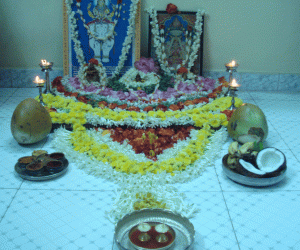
[[63, 0, 141, 77], [148, 11, 204, 76]]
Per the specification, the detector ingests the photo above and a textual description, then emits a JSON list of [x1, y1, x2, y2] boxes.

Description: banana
[[239, 141, 255, 155], [251, 151, 258, 157], [228, 141, 239, 155]]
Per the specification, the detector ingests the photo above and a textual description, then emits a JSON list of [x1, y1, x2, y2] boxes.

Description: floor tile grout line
[[16, 188, 116, 192], [213, 165, 242, 250], [0, 187, 22, 224], [266, 119, 300, 164]]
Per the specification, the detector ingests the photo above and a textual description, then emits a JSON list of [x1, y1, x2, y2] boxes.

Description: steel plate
[[15, 158, 69, 181], [114, 209, 195, 250], [222, 154, 286, 187]]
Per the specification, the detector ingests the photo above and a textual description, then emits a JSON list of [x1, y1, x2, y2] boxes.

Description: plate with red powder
[[114, 209, 195, 250]]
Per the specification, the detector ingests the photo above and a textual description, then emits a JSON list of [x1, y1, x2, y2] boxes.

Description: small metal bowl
[[128, 222, 175, 250]]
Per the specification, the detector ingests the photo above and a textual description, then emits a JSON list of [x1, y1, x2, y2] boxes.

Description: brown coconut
[[11, 98, 52, 144]]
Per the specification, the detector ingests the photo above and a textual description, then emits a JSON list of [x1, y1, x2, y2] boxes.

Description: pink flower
[[134, 57, 159, 74]]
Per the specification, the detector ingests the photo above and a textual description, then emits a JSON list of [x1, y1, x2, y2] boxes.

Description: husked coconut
[[11, 98, 52, 144], [227, 103, 268, 144]]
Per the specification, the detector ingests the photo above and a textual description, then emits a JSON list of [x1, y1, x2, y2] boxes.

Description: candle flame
[[35, 76, 40, 82], [231, 60, 236, 67]]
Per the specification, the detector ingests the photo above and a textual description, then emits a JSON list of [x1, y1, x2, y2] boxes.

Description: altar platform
[[0, 88, 300, 250]]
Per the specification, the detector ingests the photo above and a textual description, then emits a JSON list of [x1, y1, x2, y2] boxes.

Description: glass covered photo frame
[[63, 0, 141, 77], [148, 11, 204, 76]]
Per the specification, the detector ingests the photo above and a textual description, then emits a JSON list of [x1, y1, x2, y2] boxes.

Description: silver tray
[[15, 158, 69, 181], [114, 209, 195, 250], [222, 155, 286, 187]]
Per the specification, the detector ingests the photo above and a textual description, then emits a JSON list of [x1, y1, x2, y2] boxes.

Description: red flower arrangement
[[166, 3, 178, 14], [88, 58, 99, 66], [108, 125, 194, 160], [177, 67, 188, 74]]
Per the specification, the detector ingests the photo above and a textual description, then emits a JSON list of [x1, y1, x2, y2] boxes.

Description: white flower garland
[[50, 126, 228, 223], [119, 68, 160, 90], [64, 0, 139, 78], [147, 7, 173, 76], [77, 62, 108, 88]]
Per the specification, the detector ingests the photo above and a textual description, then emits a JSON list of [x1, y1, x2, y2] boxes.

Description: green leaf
[[253, 141, 264, 152]]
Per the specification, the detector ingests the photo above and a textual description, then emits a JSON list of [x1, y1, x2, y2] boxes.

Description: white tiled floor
[[0, 88, 300, 250]]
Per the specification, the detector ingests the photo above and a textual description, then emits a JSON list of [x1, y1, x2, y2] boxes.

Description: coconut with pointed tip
[[227, 103, 268, 144], [11, 98, 52, 144]]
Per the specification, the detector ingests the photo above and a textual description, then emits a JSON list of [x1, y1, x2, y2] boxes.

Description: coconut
[[256, 147, 286, 173], [227, 103, 268, 144], [11, 98, 52, 144], [237, 147, 286, 178]]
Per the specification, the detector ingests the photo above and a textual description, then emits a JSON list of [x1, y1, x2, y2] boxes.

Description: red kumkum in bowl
[[46, 160, 63, 173], [49, 152, 65, 160]]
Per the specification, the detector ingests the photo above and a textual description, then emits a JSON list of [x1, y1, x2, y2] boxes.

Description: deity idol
[[87, 0, 118, 63]]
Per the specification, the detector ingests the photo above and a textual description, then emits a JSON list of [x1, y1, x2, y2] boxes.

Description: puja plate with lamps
[[113, 209, 195, 250]]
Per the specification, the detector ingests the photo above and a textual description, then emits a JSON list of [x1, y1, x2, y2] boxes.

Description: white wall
[[0, 0, 299, 74]]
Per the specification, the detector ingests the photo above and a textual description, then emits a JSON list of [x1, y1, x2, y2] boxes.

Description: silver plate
[[114, 209, 195, 250], [14, 158, 69, 181], [222, 155, 286, 187]]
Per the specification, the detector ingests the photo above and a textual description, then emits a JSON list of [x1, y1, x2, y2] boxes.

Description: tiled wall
[[0, 69, 64, 88], [0, 68, 299, 91], [203, 71, 300, 91]]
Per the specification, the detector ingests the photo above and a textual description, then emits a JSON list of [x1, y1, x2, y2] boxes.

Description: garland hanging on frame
[[64, 0, 140, 79]]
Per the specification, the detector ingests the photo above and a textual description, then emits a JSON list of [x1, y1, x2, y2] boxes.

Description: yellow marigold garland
[[39, 94, 243, 175]]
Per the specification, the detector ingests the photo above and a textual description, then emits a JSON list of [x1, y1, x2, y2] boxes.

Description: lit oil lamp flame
[[41, 59, 50, 66], [229, 79, 240, 88], [34, 76, 45, 85]]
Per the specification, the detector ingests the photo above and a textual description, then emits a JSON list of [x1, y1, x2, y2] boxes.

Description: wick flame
[[41, 59, 48, 65], [230, 78, 240, 87]]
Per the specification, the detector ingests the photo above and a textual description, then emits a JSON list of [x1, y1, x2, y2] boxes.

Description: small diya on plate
[[129, 222, 175, 250]]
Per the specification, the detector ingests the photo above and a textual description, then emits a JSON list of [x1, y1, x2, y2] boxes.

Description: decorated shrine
[[8, 1, 289, 249]]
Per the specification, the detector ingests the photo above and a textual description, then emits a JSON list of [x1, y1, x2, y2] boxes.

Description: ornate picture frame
[[63, 0, 141, 77], [148, 11, 204, 76]]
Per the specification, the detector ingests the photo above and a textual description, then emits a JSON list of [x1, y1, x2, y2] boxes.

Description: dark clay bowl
[[18, 156, 35, 168], [46, 160, 63, 174], [49, 152, 65, 161], [25, 161, 44, 176]]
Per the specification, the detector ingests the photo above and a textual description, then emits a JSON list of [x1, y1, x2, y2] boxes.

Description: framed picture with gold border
[[148, 11, 204, 76], [63, 0, 141, 77]]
